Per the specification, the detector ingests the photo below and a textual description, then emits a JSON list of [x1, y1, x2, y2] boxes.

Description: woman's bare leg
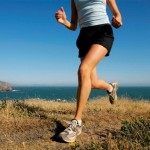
[[90, 67, 111, 90], [75, 44, 109, 120]]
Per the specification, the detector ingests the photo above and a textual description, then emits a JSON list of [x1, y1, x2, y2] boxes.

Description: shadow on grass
[[50, 120, 67, 143]]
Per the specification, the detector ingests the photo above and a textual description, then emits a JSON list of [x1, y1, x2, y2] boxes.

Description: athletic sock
[[108, 84, 113, 93], [77, 120, 82, 126]]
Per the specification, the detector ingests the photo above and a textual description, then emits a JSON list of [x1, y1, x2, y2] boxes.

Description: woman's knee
[[78, 64, 90, 78], [91, 80, 99, 88], [91, 79, 105, 89]]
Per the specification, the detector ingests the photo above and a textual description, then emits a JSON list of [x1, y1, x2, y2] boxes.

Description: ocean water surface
[[0, 86, 150, 101]]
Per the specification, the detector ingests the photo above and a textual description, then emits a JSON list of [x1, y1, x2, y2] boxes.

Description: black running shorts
[[76, 24, 114, 58]]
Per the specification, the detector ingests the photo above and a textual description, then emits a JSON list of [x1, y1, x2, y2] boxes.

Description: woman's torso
[[74, 0, 110, 28]]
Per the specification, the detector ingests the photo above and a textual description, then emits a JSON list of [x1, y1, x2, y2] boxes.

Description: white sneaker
[[59, 119, 82, 142]]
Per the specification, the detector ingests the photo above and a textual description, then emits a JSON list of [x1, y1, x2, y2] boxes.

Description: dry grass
[[0, 97, 149, 150]]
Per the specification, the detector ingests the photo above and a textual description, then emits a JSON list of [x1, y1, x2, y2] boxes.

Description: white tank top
[[74, 0, 110, 28]]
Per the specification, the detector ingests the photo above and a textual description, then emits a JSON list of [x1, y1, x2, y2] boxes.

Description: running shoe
[[107, 82, 118, 104], [59, 119, 82, 143]]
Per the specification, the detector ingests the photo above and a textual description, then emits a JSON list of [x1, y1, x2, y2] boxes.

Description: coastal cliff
[[0, 81, 12, 91]]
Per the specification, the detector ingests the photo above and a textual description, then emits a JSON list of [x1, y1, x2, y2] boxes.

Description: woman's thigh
[[81, 44, 107, 71]]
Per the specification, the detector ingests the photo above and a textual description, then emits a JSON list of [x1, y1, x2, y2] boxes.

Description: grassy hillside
[[0, 97, 149, 150]]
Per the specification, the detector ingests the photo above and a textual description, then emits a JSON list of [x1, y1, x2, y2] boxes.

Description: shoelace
[[64, 120, 78, 133]]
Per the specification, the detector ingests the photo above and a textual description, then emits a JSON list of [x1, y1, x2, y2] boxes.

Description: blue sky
[[0, 0, 150, 86]]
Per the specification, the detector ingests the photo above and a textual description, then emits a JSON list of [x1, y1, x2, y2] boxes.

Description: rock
[[0, 81, 12, 91]]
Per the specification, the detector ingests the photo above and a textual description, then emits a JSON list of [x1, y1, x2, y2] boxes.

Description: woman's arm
[[107, 0, 122, 28], [55, 0, 78, 31]]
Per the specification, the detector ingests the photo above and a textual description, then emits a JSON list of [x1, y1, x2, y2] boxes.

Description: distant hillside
[[0, 81, 12, 91]]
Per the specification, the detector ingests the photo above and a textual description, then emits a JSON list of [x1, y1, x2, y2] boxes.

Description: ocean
[[0, 86, 150, 101]]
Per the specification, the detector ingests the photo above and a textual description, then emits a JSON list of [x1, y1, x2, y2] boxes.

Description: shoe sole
[[109, 82, 118, 104]]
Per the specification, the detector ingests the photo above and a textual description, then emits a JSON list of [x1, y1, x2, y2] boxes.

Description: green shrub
[[0, 100, 7, 109], [121, 117, 150, 147]]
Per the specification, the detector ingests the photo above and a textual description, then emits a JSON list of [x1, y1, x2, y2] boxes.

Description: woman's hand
[[55, 7, 67, 25], [111, 15, 122, 28], [55, 3, 77, 31], [107, 0, 122, 29]]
